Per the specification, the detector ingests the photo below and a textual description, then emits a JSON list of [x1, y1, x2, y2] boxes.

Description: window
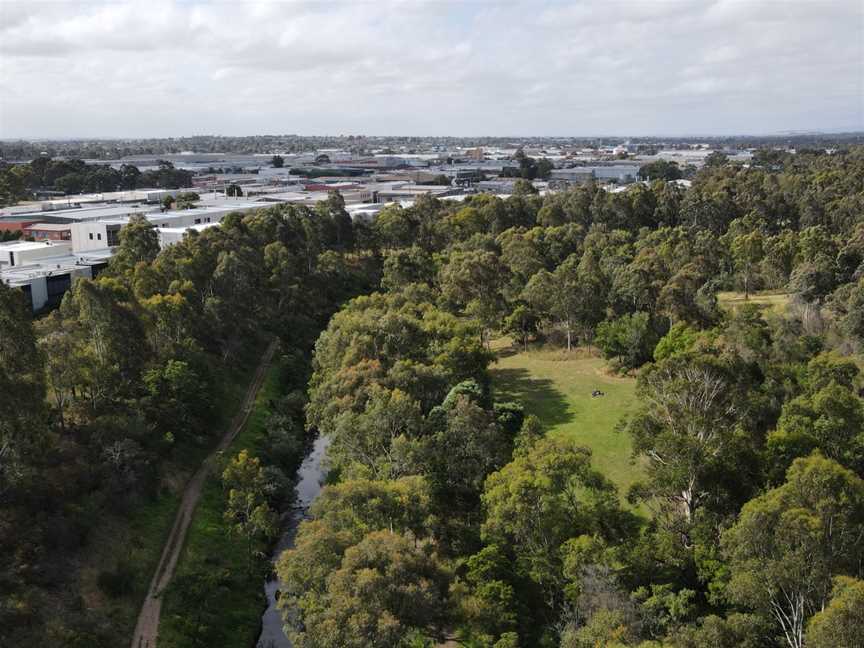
[[194, 218, 201, 224], [97, 233, 102, 241], [89, 233, 93, 240]]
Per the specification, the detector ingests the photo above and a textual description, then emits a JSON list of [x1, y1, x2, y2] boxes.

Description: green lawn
[[492, 344, 641, 496]]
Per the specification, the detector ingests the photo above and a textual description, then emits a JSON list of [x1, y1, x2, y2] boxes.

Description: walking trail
[[130, 340, 277, 648]]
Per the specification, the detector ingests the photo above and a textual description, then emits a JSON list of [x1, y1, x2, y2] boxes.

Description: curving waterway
[[257, 435, 330, 648]]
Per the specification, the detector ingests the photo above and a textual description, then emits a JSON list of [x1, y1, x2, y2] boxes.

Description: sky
[[0, 0, 862, 138]]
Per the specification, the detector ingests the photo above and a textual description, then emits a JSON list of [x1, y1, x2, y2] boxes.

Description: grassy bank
[[492, 343, 641, 496], [75, 344, 266, 640], [158, 361, 285, 647]]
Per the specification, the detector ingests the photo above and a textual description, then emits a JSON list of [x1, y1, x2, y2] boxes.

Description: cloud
[[0, 0, 861, 137]]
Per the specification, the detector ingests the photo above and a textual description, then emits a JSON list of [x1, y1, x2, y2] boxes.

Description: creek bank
[[256, 435, 330, 648]]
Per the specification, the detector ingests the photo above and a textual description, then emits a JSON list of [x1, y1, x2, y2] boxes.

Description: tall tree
[[482, 436, 627, 602], [0, 282, 46, 497], [222, 450, 278, 575], [731, 229, 765, 300], [523, 253, 604, 351], [722, 453, 864, 648], [805, 577, 864, 648], [628, 356, 742, 544], [438, 249, 508, 346], [111, 214, 160, 273]]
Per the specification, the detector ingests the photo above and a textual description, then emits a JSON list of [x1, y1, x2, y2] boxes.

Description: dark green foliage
[[501, 150, 554, 180], [0, 157, 193, 199], [596, 312, 665, 372], [97, 561, 136, 598], [806, 577, 864, 648], [723, 454, 864, 648], [639, 159, 683, 181]]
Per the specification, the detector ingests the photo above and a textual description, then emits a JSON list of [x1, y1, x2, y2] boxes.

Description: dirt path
[[130, 340, 278, 648]]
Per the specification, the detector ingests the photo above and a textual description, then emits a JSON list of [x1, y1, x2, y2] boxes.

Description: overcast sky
[[0, 0, 862, 138]]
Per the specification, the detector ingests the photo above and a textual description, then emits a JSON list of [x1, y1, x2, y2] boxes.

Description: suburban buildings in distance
[[0, 140, 759, 311]]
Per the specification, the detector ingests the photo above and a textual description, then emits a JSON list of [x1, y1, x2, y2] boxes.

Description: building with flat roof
[[0, 218, 38, 233], [375, 183, 457, 202], [551, 165, 641, 185], [23, 222, 73, 241], [1, 203, 162, 224], [0, 240, 73, 268], [70, 202, 270, 253], [1, 247, 113, 311]]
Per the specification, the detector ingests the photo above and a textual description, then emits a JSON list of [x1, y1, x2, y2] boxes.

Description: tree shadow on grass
[[492, 367, 572, 428]]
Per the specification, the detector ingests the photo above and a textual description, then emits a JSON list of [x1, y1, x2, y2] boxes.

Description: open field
[[491, 343, 641, 496], [717, 290, 792, 314]]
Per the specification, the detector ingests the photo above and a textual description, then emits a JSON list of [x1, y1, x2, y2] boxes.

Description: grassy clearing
[[717, 290, 791, 314], [158, 362, 284, 648], [492, 342, 641, 496]]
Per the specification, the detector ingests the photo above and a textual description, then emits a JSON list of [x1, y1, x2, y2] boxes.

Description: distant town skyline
[[1, 0, 862, 139]]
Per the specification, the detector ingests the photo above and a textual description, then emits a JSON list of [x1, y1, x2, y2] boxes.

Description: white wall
[[21, 266, 91, 311], [18, 242, 73, 264], [0, 241, 73, 266], [71, 222, 110, 253]]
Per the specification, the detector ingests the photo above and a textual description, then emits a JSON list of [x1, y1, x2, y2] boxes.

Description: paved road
[[130, 341, 278, 648]]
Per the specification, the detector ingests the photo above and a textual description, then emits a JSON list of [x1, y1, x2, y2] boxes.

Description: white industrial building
[[0, 241, 113, 311], [1, 201, 275, 310], [0, 189, 179, 219], [70, 202, 269, 252], [0, 240, 74, 268]]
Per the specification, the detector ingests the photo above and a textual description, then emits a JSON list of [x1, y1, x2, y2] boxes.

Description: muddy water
[[256, 435, 329, 648]]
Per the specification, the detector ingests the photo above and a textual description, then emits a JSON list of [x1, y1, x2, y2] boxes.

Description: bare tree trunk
[[770, 590, 805, 648], [57, 400, 66, 433]]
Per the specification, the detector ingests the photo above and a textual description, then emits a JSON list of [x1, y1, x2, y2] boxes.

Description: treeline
[[3, 134, 864, 162], [0, 197, 374, 646], [275, 148, 864, 647], [501, 150, 555, 180], [0, 158, 194, 205], [0, 136, 318, 161]]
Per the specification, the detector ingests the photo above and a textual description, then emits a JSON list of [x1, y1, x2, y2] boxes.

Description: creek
[[256, 434, 330, 648]]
